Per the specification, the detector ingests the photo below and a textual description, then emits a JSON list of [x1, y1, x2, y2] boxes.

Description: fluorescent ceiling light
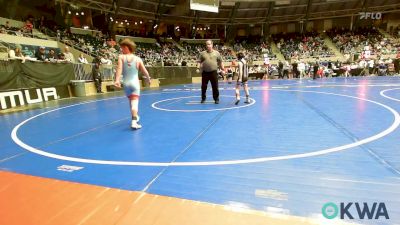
[[190, 3, 219, 13]]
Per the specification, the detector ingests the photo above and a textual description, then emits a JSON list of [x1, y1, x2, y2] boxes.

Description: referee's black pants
[[201, 70, 219, 101]]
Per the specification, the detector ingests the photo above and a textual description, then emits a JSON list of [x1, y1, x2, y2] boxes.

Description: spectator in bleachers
[[20, 46, 34, 59], [100, 55, 112, 65], [57, 53, 68, 63], [63, 46, 75, 63], [22, 19, 33, 35], [107, 38, 117, 48], [78, 53, 89, 64], [56, 29, 61, 41], [9, 45, 25, 63], [35, 46, 47, 61], [5, 21, 10, 30], [46, 49, 57, 62], [37, 16, 46, 33], [15, 29, 24, 37]]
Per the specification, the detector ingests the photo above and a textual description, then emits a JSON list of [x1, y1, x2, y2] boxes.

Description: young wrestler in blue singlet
[[114, 39, 151, 129]]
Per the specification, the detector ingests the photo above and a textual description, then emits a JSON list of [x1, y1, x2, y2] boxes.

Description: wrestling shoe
[[131, 120, 142, 129]]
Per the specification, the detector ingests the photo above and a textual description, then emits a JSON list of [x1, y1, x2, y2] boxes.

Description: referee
[[198, 40, 225, 104]]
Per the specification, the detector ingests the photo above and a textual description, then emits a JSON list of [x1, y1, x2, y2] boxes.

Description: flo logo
[[322, 202, 389, 220], [359, 12, 382, 19]]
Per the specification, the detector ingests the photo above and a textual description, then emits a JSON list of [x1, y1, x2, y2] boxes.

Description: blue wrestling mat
[[1, 76, 400, 224]]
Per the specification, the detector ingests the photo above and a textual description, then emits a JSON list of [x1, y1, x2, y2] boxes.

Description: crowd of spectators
[[329, 27, 399, 57], [392, 26, 400, 39], [273, 32, 333, 60], [2, 15, 399, 78], [8, 44, 84, 64], [267, 56, 399, 79], [0, 19, 46, 39], [233, 41, 276, 62]]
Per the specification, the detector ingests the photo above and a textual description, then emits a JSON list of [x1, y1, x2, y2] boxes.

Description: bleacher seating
[[273, 32, 334, 60], [328, 28, 399, 57]]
